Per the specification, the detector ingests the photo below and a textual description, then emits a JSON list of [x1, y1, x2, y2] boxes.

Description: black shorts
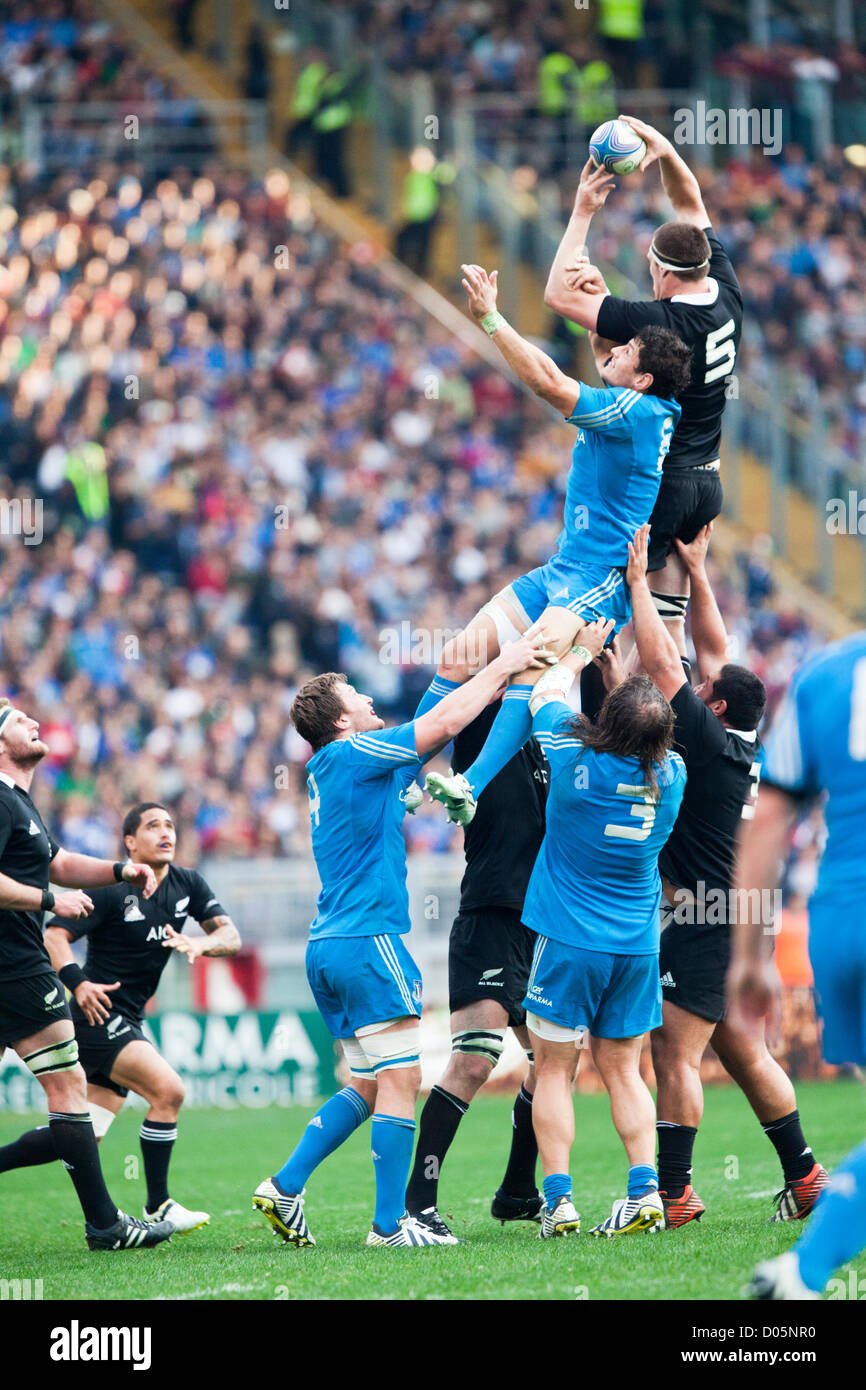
[[73, 1009, 148, 1098], [647, 469, 723, 573], [0, 971, 72, 1051], [659, 922, 730, 1024], [448, 906, 536, 1028]]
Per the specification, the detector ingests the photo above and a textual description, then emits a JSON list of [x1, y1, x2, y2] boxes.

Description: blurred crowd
[[0, 0, 840, 912]]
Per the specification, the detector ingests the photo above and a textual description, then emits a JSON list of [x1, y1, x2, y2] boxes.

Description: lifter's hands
[[627, 523, 651, 588], [594, 634, 626, 692], [674, 521, 713, 576], [574, 158, 616, 218], [617, 115, 672, 173], [461, 264, 499, 320]]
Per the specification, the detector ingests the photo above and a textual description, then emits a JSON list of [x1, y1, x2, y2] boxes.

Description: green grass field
[[1, 1079, 862, 1301]]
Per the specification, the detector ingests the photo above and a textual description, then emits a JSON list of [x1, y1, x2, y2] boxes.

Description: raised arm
[[414, 634, 549, 756], [674, 524, 728, 680], [50, 848, 157, 899], [626, 524, 688, 702], [462, 264, 582, 414], [544, 159, 615, 326], [619, 115, 709, 227]]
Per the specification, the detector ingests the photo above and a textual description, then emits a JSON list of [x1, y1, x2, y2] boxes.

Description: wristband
[[113, 861, 126, 883], [570, 644, 594, 668], [59, 962, 86, 992], [41, 888, 55, 912], [529, 663, 576, 717], [480, 310, 506, 336]]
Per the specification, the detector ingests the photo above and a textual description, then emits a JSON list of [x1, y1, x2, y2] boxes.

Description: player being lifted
[[252, 634, 548, 1250], [731, 629, 866, 1299], [613, 523, 826, 1227], [424, 261, 691, 827], [545, 115, 743, 698], [4, 802, 241, 1234], [0, 700, 173, 1251]]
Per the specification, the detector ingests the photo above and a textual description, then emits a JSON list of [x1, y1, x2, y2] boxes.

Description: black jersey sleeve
[[595, 294, 671, 345], [188, 871, 226, 924], [670, 681, 728, 767], [51, 885, 113, 941], [704, 227, 740, 294], [0, 802, 13, 857], [47, 831, 60, 860]]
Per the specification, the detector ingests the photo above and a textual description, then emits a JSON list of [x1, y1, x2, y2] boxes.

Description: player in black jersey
[[0, 700, 173, 1251], [2, 801, 241, 1234], [404, 700, 549, 1240], [620, 524, 827, 1228], [545, 115, 742, 657]]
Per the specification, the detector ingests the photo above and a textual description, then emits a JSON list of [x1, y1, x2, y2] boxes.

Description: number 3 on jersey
[[605, 783, 657, 842]]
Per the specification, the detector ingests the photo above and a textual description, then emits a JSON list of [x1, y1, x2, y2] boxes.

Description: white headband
[[650, 244, 709, 274]]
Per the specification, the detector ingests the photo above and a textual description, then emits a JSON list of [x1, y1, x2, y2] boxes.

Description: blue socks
[[795, 1139, 866, 1292], [628, 1164, 659, 1197], [464, 684, 533, 797], [414, 676, 460, 719], [372, 1114, 417, 1234], [274, 1087, 370, 1194], [543, 1172, 573, 1211]]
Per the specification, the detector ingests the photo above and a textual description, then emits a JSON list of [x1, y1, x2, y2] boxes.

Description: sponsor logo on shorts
[[44, 987, 64, 1009], [479, 967, 504, 987], [106, 1016, 131, 1039], [528, 985, 553, 1008]]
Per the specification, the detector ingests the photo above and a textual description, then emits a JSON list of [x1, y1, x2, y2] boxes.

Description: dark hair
[[651, 222, 712, 282], [568, 676, 676, 796], [710, 664, 766, 731], [290, 671, 348, 751], [122, 802, 172, 850], [635, 326, 693, 401]]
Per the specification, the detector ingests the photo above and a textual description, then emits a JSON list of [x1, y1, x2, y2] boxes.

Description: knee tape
[[650, 591, 688, 622], [355, 1021, 421, 1074], [340, 1036, 376, 1081], [525, 1012, 587, 1048], [23, 1037, 79, 1077], [451, 1028, 506, 1067], [88, 1102, 117, 1139]]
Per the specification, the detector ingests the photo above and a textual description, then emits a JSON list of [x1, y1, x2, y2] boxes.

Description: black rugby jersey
[[453, 704, 549, 913], [54, 865, 225, 1022], [595, 229, 742, 471], [0, 773, 61, 981], [659, 681, 761, 917]]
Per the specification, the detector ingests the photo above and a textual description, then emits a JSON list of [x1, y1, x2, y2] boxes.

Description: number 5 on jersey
[[308, 772, 321, 828]]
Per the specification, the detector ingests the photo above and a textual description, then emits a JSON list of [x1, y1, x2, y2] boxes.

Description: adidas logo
[[372, 1150, 381, 1161], [174, 896, 190, 917], [660, 972, 675, 987], [28, 819, 41, 836], [310, 1116, 323, 1129], [551, 588, 569, 600]]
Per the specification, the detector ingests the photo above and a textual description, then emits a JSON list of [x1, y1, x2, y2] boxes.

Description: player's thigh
[[652, 999, 716, 1069], [87, 1081, 126, 1117], [451, 998, 510, 1035], [590, 1031, 644, 1081], [12, 1016, 76, 1060], [647, 549, 690, 596], [109, 1038, 184, 1106], [12, 1018, 85, 1105], [439, 611, 501, 678], [531, 1032, 580, 1078]]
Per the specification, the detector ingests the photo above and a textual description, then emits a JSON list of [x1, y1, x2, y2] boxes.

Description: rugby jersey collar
[[670, 277, 719, 306]]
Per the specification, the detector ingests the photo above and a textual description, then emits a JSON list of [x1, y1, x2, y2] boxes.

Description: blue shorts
[[306, 933, 423, 1040], [809, 901, 866, 1066], [523, 934, 661, 1039], [508, 558, 631, 635]]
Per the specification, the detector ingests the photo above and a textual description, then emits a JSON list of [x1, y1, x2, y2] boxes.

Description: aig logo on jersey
[[145, 925, 171, 943], [123, 895, 146, 923]]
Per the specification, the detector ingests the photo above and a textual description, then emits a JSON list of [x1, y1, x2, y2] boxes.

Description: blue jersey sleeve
[[761, 672, 820, 800], [346, 722, 420, 780], [531, 700, 584, 772], [565, 385, 644, 437]]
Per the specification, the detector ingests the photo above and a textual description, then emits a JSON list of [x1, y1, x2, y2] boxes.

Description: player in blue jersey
[[424, 262, 692, 828], [727, 632, 866, 1299], [514, 646, 686, 1239], [252, 633, 548, 1249]]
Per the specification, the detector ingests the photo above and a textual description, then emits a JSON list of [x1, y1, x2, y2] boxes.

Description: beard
[[11, 739, 49, 767]]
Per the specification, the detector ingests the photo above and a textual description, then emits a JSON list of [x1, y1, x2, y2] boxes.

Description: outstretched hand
[[618, 114, 671, 173], [574, 158, 616, 217], [627, 522, 651, 587], [461, 263, 498, 321]]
